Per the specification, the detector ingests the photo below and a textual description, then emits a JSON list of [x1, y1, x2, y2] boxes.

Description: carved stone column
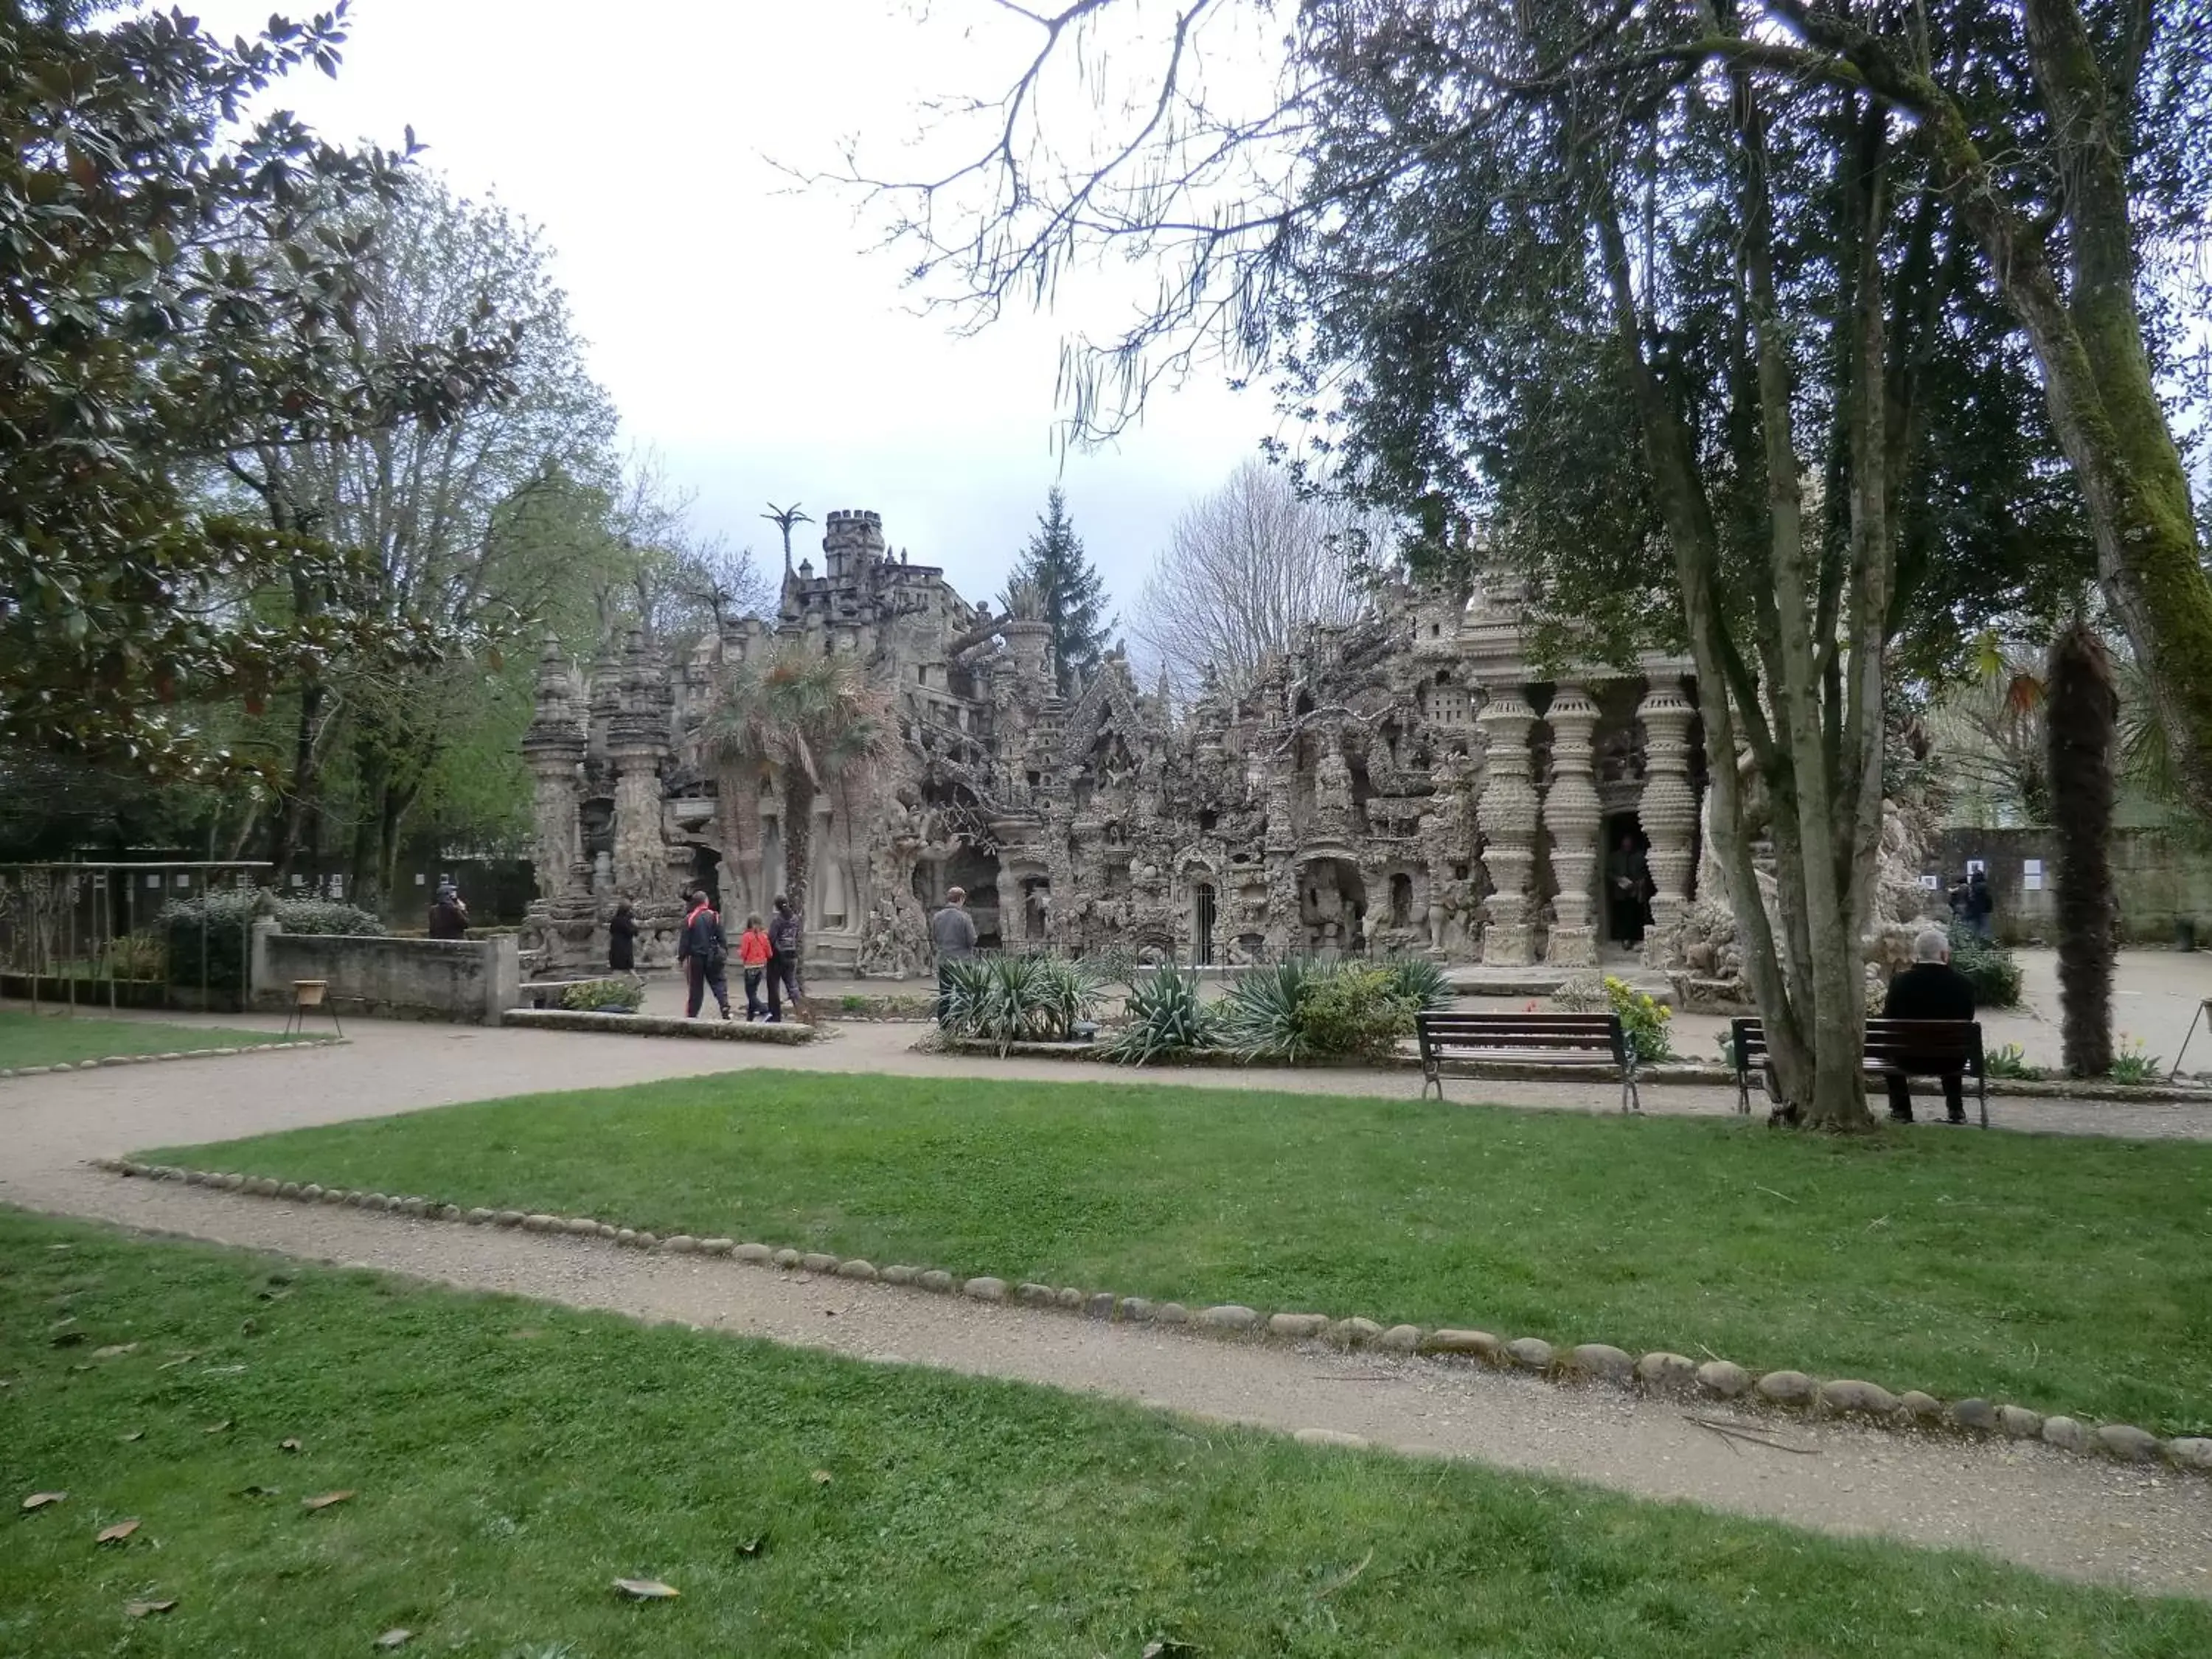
[[519, 634, 595, 973], [1475, 689, 1540, 965], [1541, 683, 1601, 966], [606, 630, 680, 968], [1638, 675, 1700, 953]]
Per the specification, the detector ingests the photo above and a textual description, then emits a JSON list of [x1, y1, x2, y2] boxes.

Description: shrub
[[1605, 976, 1675, 1064], [2108, 1034, 2163, 1085], [1297, 964, 1419, 1060], [1102, 966, 1217, 1063], [560, 978, 640, 1013], [1985, 1043, 2048, 1082], [103, 931, 166, 981], [1217, 957, 1422, 1063], [942, 954, 1103, 1054], [159, 889, 386, 990], [1550, 970, 1607, 1013], [1214, 959, 1317, 1062], [1946, 924, 2023, 1009], [1374, 954, 1452, 1013]]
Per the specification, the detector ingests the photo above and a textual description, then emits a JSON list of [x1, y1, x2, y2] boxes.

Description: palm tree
[[2046, 618, 2118, 1079], [762, 502, 813, 580], [705, 641, 892, 980]]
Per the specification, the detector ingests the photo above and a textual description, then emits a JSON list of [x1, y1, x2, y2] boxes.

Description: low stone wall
[[500, 1008, 815, 1043], [249, 923, 519, 1025]]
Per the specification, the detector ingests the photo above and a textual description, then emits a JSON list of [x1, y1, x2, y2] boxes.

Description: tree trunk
[[782, 771, 815, 984], [2046, 620, 2118, 1077], [348, 742, 389, 914], [268, 681, 326, 883]]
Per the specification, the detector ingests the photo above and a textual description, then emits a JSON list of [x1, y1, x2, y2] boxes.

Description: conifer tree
[[1015, 487, 1113, 698]]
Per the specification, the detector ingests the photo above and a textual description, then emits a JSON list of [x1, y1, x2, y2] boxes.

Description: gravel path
[[5, 1008, 2211, 1598]]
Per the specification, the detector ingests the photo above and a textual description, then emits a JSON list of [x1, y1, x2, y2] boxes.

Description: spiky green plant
[[1101, 967, 1217, 1064], [1214, 959, 1317, 1062], [1375, 954, 1452, 1012]]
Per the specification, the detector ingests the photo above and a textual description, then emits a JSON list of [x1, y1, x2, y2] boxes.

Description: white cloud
[[183, 0, 1280, 611]]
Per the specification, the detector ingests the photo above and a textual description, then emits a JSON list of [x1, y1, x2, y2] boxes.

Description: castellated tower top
[[822, 509, 887, 581]]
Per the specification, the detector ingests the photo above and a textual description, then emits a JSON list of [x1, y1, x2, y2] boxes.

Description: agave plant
[[1214, 959, 1316, 1062], [941, 954, 1105, 1054], [1374, 954, 1452, 1012], [1101, 966, 1217, 1064]]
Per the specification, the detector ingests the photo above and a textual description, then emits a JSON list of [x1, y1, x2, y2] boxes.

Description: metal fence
[[0, 862, 269, 1014]]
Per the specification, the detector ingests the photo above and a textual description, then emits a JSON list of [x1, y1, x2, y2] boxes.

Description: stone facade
[[521, 507, 1714, 978]]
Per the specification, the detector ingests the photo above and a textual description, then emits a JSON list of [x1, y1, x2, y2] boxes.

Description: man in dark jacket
[[1882, 927, 1978, 1123], [763, 896, 801, 1021], [608, 898, 636, 972], [930, 886, 978, 1027], [677, 890, 731, 1020], [427, 888, 468, 939]]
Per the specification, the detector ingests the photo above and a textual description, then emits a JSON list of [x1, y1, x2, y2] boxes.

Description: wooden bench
[[1415, 1012, 1641, 1113], [1728, 1017, 1987, 1127]]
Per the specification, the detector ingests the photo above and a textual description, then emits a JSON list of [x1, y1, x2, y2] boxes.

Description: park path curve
[[4, 1007, 2211, 1600]]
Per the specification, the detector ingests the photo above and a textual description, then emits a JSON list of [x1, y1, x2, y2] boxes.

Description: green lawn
[[150, 1070, 2212, 1436], [3, 1211, 2207, 1656], [0, 1008, 296, 1070]]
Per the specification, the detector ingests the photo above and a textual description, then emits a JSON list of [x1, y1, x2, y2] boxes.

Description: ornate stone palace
[[520, 507, 1713, 978]]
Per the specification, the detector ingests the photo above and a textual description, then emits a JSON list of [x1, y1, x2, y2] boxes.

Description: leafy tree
[[1015, 487, 1113, 697], [210, 172, 618, 900], [703, 643, 892, 980], [2047, 619, 2120, 1077], [0, 1, 518, 776], [1133, 459, 1378, 698], [835, 0, 2207, 1130]]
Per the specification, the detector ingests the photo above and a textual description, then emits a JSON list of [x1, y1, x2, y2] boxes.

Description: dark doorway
[[1194, 883, 1217, 965], [690, 846, 723, 914], [1602, 813, 1651, 947], [1389, 872, 1413, 928]]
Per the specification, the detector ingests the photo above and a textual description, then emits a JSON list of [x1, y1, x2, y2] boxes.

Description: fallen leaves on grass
[[21, 1491, 66, 1511], [157, 1353, 197, 1369], [237, 1484, 282, 1498], [613, 1578, 680, 1600], [810, 1470, 832, 1486], [96, 1519, 141, 1544], [279, 1437, 302, 1453], [91, 1343, 138, 1359], [375, 1629, 413, 1649], [125, 1599, 177, 1618], [737, 1534, 768, 1558], [202, 1420, 232, 1435], [302, 1491, 355, 1512], [119, 1430, 145, 1443]]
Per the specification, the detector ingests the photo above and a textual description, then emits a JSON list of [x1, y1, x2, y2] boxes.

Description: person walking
[[1881, 927, 1978, 1124], [737, 912, 773, 1020], [608, 898, 636, 973], [1965, 869, 1996, 941], [677, 889, 731, 1020], [930, 885, 978, 1026], [764, 895, 802, 1020]]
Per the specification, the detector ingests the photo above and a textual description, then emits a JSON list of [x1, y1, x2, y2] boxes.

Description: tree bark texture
[[2046, 620, 2118, 1078]]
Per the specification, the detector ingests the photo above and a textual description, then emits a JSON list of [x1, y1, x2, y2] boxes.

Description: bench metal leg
[[1421, 1068, 1443, 1102], [1621, 1062, 1642, 1114]]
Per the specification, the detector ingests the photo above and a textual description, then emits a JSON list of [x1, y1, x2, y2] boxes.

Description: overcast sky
[[184, 0, 1281, 624]]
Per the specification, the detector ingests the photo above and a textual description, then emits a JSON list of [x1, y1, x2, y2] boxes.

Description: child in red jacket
[[737, 914, 773, 1021]]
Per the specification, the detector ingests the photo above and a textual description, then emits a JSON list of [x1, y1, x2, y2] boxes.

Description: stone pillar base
[[1482, 923, 1535, 966], [1543, 926, 1597, 967]]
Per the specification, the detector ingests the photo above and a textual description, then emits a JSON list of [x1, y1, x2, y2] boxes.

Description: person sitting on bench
[[1882, 927, 1977, 1124]]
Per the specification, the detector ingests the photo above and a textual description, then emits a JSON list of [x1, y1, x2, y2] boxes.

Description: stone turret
[[518, 633, 597, 967], [821, 509, 886, 581]]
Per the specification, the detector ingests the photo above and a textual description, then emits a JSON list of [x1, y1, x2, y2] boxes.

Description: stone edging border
[[932, 1036, 2212, 1102], [91, 1157, 2211, 1478], [2, 1037, 345, 1080], [499, 1009, 816, 1043]]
